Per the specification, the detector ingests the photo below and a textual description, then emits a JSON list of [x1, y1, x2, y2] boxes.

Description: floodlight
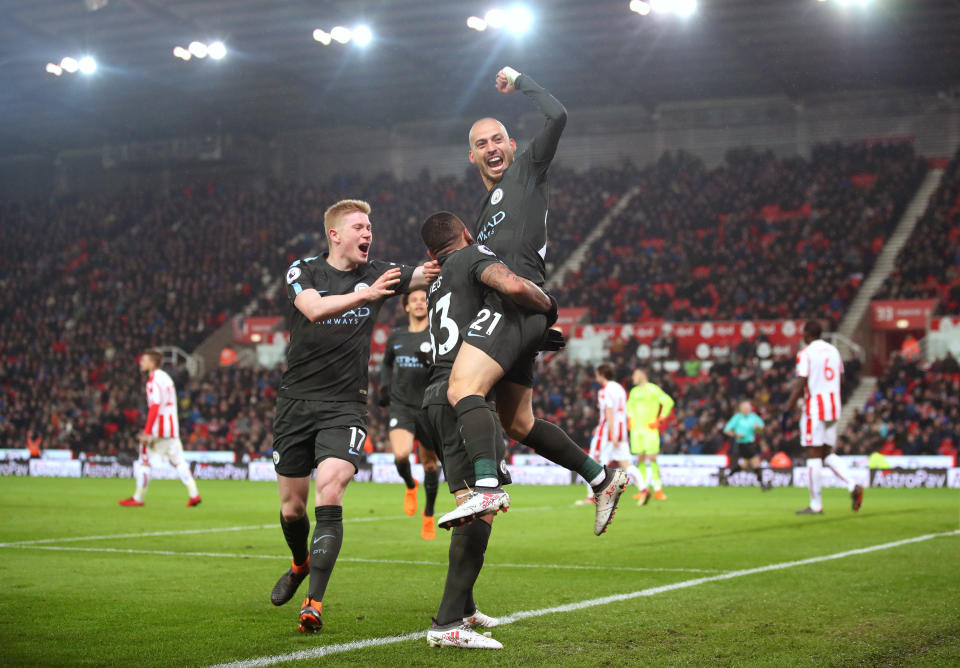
[[207, 41, 227, 60], [352, 25, 372, 46], [188, 41, 208, 58], [505, 5, 532, 34], [46, 62, 63, 76], [78, 56, 97, 74], [330, 26, 352, 44], [467, 16, 487, 31], [60, 56, 79, 73], [173, 46, 191, 60], [313, 29, 332, 45], [674, 0, 697, 17], [485, 8, 507, 29], [630, 0, 652, 15]]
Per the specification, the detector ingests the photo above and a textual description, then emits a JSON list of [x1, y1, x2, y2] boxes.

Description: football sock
[[824, 453, 856, 492], [395, 457, 416, 489], [454, 396, 501, 486], [627, 464, 645, 490], [307, 505, 344, 602], [524, 419, 603, 483], [134, 464, 150, 502], [175, 460, 199, 497], [423, 468, 440, 516], [436, 519, 491, 626], [649, 460, 662, 490], [280, 512, 310, 567], [807, 459, 823, 512]]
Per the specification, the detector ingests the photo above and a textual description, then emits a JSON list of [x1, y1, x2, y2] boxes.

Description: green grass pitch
[[0, 477, 957, 666]]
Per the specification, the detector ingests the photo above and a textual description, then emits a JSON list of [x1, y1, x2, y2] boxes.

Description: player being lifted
[[420, 211, 554, 650], [626, 368, 674, 504], [440, 66, 628, 535], [783, 320, 863, 515], [379, 289, 441, 540], [268, 199, 438, 633], [119, 349, 201, 508]]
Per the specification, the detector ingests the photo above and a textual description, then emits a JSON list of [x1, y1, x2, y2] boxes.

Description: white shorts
[[143, 437, 186, 467], [599, 439, 632, 463], [800, 416, 838, 447]]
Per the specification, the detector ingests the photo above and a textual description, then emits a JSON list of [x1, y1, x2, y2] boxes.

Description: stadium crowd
[[0, 140, 936, 461], [874, 147, 960, 311], [553, 142, 927, 328], [840, 353, 959, 459]]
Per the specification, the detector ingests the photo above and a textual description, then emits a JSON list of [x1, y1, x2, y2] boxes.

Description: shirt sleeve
[[796, 349, 809, 378], [468, 245, 506, 284], [753, 414, 765, 429], [516, 74, 567, 174], [284, 260, 323, 303], [724, 416, 737, 432]]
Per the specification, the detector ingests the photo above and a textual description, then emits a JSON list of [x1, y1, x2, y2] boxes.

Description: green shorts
[[630, 429, 661, 456]]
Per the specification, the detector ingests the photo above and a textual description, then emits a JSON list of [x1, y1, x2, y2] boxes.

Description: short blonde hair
[[324, 199, 371, 234]]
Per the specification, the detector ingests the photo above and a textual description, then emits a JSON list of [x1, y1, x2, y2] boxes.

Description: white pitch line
[[206, 529, 960, 668], [0, 506, 557, 547], [0, 544, 722, 574]]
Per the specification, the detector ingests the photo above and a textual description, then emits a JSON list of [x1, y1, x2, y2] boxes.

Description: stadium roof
[[1, 0, 959, 156]]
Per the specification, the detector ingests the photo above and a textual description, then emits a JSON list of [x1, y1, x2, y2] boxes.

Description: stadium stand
[[874, 148, 960, 311], [552, 142, 927, 327], [841, 353, 960, 459]]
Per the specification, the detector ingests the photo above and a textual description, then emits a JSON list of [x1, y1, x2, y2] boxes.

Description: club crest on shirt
[[490, 188, 503, 205], [286, 266, 302, 284], [420, 341, 433, 353], [354, 282, 370, 292]]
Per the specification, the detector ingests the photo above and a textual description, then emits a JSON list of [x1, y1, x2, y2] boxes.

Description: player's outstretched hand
[[365, 267, 402, 300], [539, 327, 566, 352], [495, 67, 520, 94]]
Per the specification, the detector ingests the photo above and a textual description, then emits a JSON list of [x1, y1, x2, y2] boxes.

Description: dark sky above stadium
[[1, 0, 958, 156]]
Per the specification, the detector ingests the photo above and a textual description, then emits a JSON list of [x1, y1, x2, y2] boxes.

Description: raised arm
[[496, 67, 567, 167]]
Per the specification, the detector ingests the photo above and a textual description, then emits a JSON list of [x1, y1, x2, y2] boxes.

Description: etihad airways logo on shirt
[[318, 306, 371, 326], [476, 210, 505, 243]]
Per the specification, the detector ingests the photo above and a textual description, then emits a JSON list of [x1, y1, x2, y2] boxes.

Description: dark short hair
[[142, 349, 162, 366], [596, 363, 615, 380], [402, 289, 427, 308], [803, 320, 823, 339], [421, 211, 465, 256]]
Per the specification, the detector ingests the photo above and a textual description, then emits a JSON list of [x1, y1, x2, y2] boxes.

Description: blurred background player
[[443, 66, 627, 534], [723, 401, 771, 491], [378, 289, 441, 540], [626, 368, 674, 505], [576, 364, 642, 506], [268, 199, 438, 633], [119, 349, 201, 508], [784, 320, 863, 515], [420, 211, 553, 650]]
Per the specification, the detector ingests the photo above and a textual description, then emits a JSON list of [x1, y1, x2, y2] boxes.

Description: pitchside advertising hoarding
[[5, 451, 957, 488]]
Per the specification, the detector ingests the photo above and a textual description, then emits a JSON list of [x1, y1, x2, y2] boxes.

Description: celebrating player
[[626, 368, 674, 504], [723, 401, 771, 491], [268, 199, 439, 633], [420, 211, 554, 650], [783, 320, 863, 515], [379, 289, 441, 540], [441, 66, 628, 535], [119, 349, 201, 508]]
